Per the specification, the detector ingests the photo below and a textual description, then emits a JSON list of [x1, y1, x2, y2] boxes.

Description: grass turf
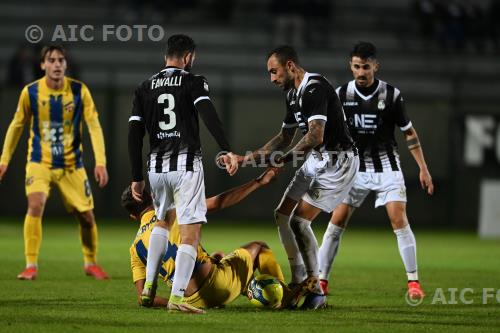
[[0, 218, 499, 333]]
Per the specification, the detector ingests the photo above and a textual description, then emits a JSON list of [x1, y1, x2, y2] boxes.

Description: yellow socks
[[24, 215, 42, 266], [80, 223, 98, 265], [257, 247, 285, 283]]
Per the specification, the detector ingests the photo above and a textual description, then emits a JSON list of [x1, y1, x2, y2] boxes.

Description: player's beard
[[282, 73, 294, 91], [184, 56, 194, 72]]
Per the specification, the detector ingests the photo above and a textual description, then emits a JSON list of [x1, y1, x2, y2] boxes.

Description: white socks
[[145, 226, 169, 283], [318, 223, 344, 280], [289, 215, 319, 278], [275, 211, 307, 283], [394, 224, 419, 281], [171, 244, 197, 298]]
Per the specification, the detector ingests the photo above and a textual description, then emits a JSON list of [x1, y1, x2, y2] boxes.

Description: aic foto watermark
[[406, 288, 500, 307], [25, 24, 165, 43], [214, 150, 342, 170]]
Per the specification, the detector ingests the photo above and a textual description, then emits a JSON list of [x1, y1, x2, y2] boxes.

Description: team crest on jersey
[[203, 81, 209, 92], [64, 101, 74, 113], [26, 176, 34, 186], [310, 189, 321, 200], [378, 100, 385, 110]]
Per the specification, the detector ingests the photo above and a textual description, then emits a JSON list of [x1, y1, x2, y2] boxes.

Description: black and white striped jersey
[[282, 72, 355, 153], [129, 66, 217, 175], [336, 79, 412, 173]]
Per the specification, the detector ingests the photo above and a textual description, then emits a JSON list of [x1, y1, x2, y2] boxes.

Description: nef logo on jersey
[[354, 114, 377, 129]]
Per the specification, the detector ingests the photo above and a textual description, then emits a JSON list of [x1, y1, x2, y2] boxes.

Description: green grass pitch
[[0, 218, 499, 333]]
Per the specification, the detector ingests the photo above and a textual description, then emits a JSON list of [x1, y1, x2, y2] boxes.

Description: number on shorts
[[158, 93, 176, 130]]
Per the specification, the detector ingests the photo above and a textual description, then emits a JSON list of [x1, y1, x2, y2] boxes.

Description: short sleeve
[[130, 246, 146, 282], [394, 90, 412, 131], [302, 84, 328, 122], [191, 75, 210, 105]]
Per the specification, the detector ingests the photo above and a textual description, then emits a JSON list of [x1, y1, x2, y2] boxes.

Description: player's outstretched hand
[[221, 152, 239, 176], [256, 167, 281, 185], [0, 164, 8, 183], [419, 168, 434, 195], [94, 165, 109, 188], [131, 181, 145, 202]]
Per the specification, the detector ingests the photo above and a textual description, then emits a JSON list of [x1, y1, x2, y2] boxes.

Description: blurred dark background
[[1, 0, 499, 229]]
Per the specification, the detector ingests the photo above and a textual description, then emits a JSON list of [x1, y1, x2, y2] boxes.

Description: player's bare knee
[[27, 198, 46, 217], [331, 204, 355, 228], [180, 233, 200, 247], [156, 219, 170, 230], [387, 204, 408, 230], [76, 210, 95, 228], [275, 197, 296, 216], [390, 215, 408, 230]]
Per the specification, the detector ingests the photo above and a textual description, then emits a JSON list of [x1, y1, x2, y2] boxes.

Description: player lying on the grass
[[121, 169, 314, 311]]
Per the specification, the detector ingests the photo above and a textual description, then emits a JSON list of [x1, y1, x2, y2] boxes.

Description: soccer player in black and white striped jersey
[[317, 42, 434, 299], [238, 46, 359, 310], [127, 34, 238, 313]]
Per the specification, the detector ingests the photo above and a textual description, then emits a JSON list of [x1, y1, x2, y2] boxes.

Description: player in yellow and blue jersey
[[0, 45, 109, 280], [122, 169, 316, 311]]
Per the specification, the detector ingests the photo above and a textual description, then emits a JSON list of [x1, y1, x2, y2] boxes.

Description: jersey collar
[[296, 72, 312, 96], [41, 76, 68, 93], [353, 79, 381, 101], [162, 66, 183, 71]]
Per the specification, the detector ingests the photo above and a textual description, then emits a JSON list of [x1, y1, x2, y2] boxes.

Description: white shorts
[[284, 151, 359, 213], [148, 168, 207, 225], [342, 171, 407, 208]]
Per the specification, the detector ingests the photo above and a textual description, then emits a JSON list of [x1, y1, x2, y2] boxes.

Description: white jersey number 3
[[158, 93, 176, 130]]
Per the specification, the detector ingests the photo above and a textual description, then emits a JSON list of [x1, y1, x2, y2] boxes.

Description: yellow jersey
[[0, 76, 106, 169], [130, 210, 211, 284]]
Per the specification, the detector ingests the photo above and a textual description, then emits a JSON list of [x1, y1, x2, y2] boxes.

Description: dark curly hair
[[350, 42, 377, 60], [120, 186, 153, 217], [166, 34, 196, 58]]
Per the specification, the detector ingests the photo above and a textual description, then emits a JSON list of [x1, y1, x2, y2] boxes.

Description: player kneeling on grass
[[122, 169, 314, 312]]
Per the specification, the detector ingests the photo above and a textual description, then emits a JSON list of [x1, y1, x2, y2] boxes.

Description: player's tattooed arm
[[242, 127, 296, 163], [280, 119, 325, 163], [403, 127, 434, 195]]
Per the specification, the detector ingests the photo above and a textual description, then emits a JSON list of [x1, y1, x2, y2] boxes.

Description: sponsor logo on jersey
[[354, 114, 377, 129], [343, 101, 359, 106], [156, 130, 181, 140]]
